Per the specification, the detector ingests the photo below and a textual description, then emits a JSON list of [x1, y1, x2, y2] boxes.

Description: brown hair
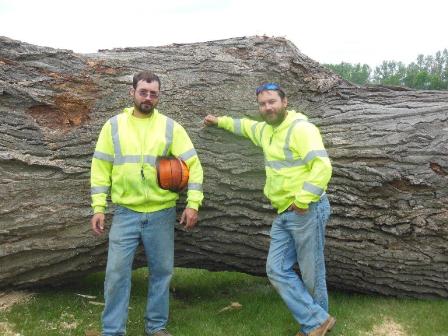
[[132, 71, 161, 90]]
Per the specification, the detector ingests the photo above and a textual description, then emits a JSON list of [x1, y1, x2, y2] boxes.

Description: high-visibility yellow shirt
[[90, 107, 204, 213], [217, 110, 331, 213]]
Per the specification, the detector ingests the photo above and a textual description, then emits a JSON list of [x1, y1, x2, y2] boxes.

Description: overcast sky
[[1, 0, 446, 69]]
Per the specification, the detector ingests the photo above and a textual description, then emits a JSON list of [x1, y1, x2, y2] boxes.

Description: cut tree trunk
[[0, 36, 447, 298]]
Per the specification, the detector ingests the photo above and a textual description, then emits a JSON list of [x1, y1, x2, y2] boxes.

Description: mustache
[[134, 102, 155, 114]]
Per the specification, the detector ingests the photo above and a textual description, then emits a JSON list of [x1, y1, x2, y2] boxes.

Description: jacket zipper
[[140, 124, 149, 201]]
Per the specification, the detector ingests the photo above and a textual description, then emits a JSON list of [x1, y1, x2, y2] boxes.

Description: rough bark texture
[[0, 36, 447, 298]]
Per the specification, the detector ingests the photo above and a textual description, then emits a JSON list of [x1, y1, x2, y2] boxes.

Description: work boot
[[308, 316, 336, 336], [149, 330, 172, 336], [295, 332, 306, 336]]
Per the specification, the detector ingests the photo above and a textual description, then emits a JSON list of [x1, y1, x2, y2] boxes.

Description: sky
[[1, 0, 447, 69]]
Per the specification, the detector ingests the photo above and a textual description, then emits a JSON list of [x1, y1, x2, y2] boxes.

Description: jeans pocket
[[287, 208, 317, 233]]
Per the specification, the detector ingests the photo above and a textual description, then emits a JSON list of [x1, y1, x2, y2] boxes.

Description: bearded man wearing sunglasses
[[204, 83, 334, 336], [90, 71, 204, 336]]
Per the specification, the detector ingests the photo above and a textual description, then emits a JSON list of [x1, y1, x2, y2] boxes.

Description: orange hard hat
[[156, 156, 189, 192]]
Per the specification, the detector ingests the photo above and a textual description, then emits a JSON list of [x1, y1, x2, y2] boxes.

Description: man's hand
[[91, 213, 105, 235], [204, 114, 219, 126], [288, 203, 308, 215], [180, 208, 198, 230]]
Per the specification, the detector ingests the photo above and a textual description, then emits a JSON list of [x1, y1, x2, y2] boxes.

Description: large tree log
[[0, 36, 447, 298]]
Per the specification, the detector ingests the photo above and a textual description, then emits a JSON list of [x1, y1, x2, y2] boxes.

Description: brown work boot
[[295, 332, 306, 336], [308, 316, 336, 336]]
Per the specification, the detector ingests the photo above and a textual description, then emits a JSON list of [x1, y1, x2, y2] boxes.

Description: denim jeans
[[102, 206, 176, 336], [266, 195, 331, 334]]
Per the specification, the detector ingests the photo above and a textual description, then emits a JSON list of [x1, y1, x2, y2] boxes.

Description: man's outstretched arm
[[203, 114, 264, 147]]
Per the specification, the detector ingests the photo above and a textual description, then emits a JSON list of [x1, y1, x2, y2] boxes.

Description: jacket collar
[[269, 110, 308, 132], [123, 107, 159, 120]]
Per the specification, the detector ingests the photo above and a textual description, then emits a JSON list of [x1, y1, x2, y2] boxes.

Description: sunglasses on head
[[256, 82, 283, 95]]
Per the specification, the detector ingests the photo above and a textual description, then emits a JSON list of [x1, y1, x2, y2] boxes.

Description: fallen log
[[0, 35, 447, 298]]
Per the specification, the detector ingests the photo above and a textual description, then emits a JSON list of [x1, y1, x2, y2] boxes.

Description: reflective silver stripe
[[251, 123, 257, 142], [142, 155, 157, 165], [284, 119, 307, 160], [114, 155, 140, 164], [179, 148, 197, 161], [265, 117, 328, 170], [303, 150, 328, 164], [265, 150, 327, 170], [234, 119, 242, 135], [114, 155, 157, 165], [91, 186, 110, 195], [110, 116, 122, 158], [265, 158, 304, 170], [162, 118, 174, 156], [303, 182, 324, 196], [93, 151, 114, 162], [188, 183, 203, 191], [109, 115, 171, 166], [259, 124, 267, 144]]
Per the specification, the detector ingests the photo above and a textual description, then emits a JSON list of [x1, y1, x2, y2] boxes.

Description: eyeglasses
[[137, 90, 160, 99], [255, 82, 282, 95]]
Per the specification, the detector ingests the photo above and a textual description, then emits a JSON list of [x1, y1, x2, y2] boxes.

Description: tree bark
[[0, 36, 447, 298]]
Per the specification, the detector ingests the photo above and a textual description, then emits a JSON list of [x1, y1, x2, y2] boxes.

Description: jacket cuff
[[187, 201, 200, 211], [294, 201, 309, 210], [93, 206, 106, 214], [217, 117, 223, 128]]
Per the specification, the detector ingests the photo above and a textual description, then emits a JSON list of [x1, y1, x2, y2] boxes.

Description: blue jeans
[[102, 206, 176, 336], [266, 195, 331, 334]]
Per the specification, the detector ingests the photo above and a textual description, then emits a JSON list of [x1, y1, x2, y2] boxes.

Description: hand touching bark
[[204, 114, 219, 126]]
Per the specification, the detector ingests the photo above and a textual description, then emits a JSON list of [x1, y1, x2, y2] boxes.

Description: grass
[[1, 268, 447, 336]]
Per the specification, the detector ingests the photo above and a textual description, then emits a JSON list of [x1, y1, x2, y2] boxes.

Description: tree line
[[324, 49, 448, 90]]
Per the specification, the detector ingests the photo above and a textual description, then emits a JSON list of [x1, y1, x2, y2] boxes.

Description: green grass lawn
[[1, 268, 447, 336]]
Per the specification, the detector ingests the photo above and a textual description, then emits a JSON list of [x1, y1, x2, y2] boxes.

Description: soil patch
[[0, 291, 34, 311], [363, 318, 408, 336]]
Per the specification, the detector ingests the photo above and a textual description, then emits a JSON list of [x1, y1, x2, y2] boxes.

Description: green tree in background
[[373, 61, 407, 86], [324, 62, 371, 85], [325, 49, 448, 90]]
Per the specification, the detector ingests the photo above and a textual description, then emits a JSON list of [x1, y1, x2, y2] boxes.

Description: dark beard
[[262, 109, 287, 126], [135, 102, 154, 114]]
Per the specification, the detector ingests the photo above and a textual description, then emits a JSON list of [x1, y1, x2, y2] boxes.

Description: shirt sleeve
[[171, 123, 204, 210], [90, 121, 114, 213], [217, 116, 265, 147]]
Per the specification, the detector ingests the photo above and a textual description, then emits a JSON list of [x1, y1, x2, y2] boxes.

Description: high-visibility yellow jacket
[[217, 110, 331, 213], [91, 107, 204, 214]]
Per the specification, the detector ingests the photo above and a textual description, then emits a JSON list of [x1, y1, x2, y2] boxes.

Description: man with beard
[[91, 71, 204, 336], [203, 82, 334, 336]]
